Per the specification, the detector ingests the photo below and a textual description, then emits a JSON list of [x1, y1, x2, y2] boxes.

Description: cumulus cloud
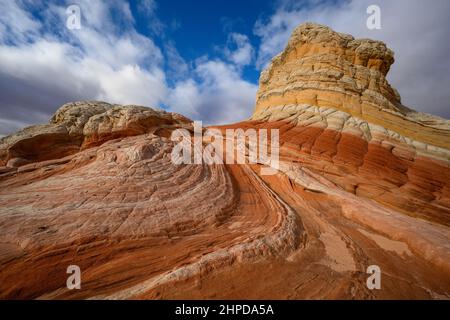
[[254, 0, 450, 118], [1, 0, 448, 137], [0, 0, 257, 136], [164, 41, 189, 80], [224, 33, 254, 67], [165, 33, 259, 125], [137, 0, 165, 35], [0, 0, 171, 135], [168, 59, 257, 125], [0, 0, 42, 43]]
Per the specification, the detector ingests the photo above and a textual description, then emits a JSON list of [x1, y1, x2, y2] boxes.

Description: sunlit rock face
[[254, 23, 450, 150], [0, 101, 191, 166], [0, 23, 449, 299]]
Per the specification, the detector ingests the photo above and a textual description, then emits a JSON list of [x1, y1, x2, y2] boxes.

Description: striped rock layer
[[0, 23, 449, 299]]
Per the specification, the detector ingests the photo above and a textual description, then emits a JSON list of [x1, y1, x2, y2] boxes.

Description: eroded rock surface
[[0, 101, 191, 166], [254, 23, 450, 149], [0, 23, 449, 299]]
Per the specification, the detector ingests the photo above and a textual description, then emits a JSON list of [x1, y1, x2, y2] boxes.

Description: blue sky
[[1, 0, 450, 136], [141, 0, 266, 78]]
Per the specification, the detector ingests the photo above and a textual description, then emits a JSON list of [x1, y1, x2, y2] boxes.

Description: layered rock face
[[0, 102, 302, 299], [254, 23, 450, 149], [0, 23, 449, 299], [0, 101, 191, 167], [251, 23, 450, 227]]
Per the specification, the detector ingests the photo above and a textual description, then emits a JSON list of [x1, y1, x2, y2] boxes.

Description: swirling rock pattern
[[0, 101, 191, 166], [0, 103, 302, 299], [0, 23, 449, 299]]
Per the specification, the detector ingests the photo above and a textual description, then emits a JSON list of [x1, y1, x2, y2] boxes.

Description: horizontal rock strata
[[254, 23, 450, 150], [0, 23, 449, 299]]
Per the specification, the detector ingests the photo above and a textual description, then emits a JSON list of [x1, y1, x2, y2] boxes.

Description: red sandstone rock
[[0, 23, 449, 300]]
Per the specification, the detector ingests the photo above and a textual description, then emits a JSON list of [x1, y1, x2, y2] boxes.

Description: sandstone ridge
[[254, 23, 450, 150], [0, 23, 449, 299], [0, 101, 191, 167]]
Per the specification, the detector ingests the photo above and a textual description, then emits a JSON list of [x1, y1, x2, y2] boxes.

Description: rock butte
[[0, 23, 449, 299]]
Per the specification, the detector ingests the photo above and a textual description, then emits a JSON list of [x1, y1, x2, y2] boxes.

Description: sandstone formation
[[0, 23, 449, 299], [0, 101, 191, 167], [254, 23, 450, 150]]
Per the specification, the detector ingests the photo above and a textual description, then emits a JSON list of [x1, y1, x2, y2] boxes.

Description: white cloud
[[168, 60, 257, 124], [168, 79, 202, 118], [137, 0, 165, 35], [0, 0, 42, 44], [164, 41, 189, 79], [224, 33, 254, 67], [138, 0, 157, 16], [5, 0, 447, 138], [254, 0, 450, 118]]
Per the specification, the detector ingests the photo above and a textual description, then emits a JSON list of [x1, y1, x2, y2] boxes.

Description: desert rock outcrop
[[254, 23, 450, 149], [0, 23, 449, 299], [0, 101, 191, 167]]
